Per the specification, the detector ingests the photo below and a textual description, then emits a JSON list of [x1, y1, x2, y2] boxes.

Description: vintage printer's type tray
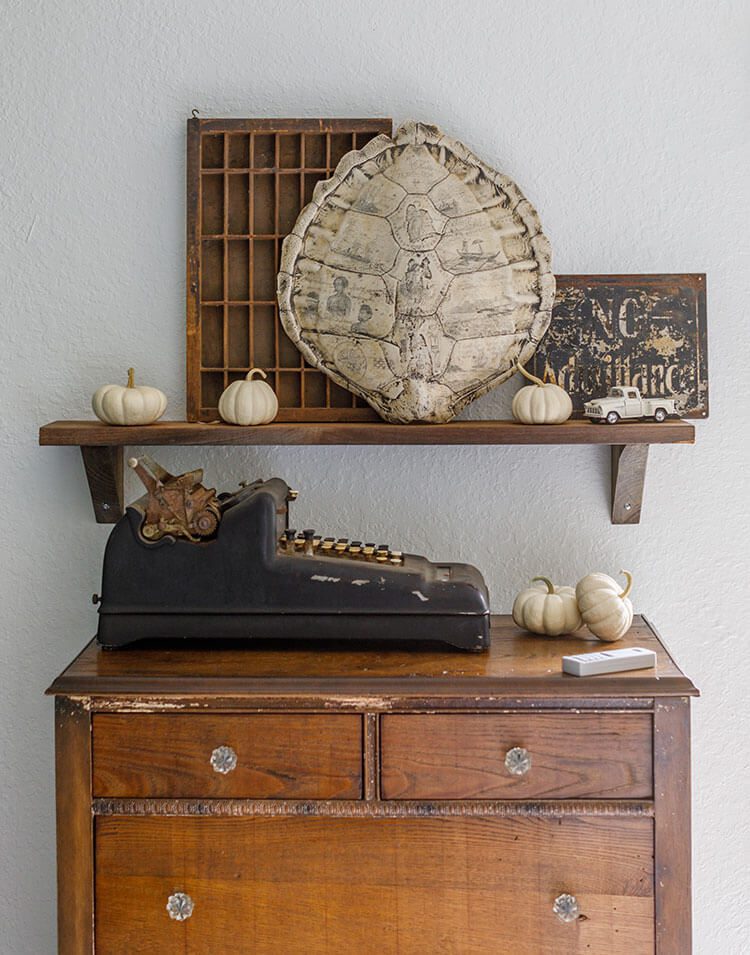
[[187, 117, 392, 422]]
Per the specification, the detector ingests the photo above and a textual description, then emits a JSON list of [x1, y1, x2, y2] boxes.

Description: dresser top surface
[[47, 615, 697, 700]]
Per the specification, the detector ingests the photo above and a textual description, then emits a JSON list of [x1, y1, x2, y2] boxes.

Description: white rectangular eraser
[[562, 647, 657, 677]]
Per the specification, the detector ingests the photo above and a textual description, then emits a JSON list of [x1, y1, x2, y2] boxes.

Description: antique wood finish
[[95, 814, 655, 955], [381, 712, 653, 800], [80, 446, 123, 524], [47, 615, 698, 700], [187, 117, 391, 423], [40, 418, 695, 523], [92, 713, 362, 799], [55, 697, 94, 955], [41, 417, 696, 447], [49, 615, 696, 954], [612, 443, 650, 524], [654, 697, 693, 953]]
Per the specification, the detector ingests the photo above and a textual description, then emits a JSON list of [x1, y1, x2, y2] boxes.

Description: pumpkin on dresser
[[576, 570, 635, 642], [512, 576, 583, 636]]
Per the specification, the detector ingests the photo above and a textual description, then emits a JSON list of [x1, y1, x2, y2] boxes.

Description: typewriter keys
[[278, 531, 404, 565]]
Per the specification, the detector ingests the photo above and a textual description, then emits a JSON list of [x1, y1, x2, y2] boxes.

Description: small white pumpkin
[[512, 576, 583, 636], [92, 368, 167, 426], [218, 368, 279, 426], [511, 363, 573, 425], [576, 570, 634, 642]]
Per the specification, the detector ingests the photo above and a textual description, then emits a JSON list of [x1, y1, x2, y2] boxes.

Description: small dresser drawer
[[95, 814, 654, 954], [381, 713, 652, 800], [93, 713, 362, 799]]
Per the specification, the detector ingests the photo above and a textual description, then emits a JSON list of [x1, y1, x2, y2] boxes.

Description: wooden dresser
[[48, 615, 697, 954]]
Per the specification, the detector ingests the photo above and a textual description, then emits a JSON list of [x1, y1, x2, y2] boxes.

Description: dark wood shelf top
[[39, 418, 695, 447], [46, 615, 697, 700]]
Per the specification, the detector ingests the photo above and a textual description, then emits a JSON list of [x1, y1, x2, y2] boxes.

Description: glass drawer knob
[[167, 892, 194, 922], [504, 746, 531, 776], [553, 893, 579, 923], [210, 745, 237, 774]]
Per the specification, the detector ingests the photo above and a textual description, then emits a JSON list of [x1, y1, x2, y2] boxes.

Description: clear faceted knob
[[553, 893, 579, 923], [210, 745, 237, 774], [166, 892, 194, 921], [504, 746, 531, 776]]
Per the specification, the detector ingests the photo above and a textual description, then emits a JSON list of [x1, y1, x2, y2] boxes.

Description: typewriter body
[[95, 457, 490, 651]]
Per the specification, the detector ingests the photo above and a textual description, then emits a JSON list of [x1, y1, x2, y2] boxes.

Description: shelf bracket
[[611, 444, 649, 524], [81, 447, 124, 523]]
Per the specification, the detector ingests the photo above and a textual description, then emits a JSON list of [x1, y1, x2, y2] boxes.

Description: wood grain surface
[[186, 117, 392, 423], [381, 712, 653, 800], [95, 814, 655, 955], [612, 443, 650, 523], [80, 445, 123, 523], [93, 713, 362, 799], [654, 698, 693, 954], [47, 615, 698, 700], [55, 698, 94, 955], [40, 416, 695, 446]]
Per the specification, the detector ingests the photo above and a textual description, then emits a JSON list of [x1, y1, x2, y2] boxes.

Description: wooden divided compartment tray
[[187, 117, 392, 421]]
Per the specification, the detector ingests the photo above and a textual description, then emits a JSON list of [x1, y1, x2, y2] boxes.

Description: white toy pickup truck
[[584, 387, 677, 424]]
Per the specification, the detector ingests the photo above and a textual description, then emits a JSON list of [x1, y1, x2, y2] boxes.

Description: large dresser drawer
[[95, 814, 654, 955], [381, 713, 652, 800], [92, 714, 362, 799]]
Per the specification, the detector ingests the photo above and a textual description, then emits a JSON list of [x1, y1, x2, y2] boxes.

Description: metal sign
[[531, 274, 708, 418]]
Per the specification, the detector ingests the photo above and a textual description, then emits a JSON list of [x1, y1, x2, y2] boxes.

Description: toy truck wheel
[[606, 411, 620, 424], [654, 408, 667, 422]]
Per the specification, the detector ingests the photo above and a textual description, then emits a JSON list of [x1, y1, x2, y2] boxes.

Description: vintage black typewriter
[[94, 455, 490, 651]]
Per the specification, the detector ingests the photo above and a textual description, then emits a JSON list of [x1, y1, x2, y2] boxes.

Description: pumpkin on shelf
[[576, 570, 634, 642], [218, 369, 279, 426], [91, 368, 167, 426], [511, 363, 573, 425], [512, 576, 583, 636]]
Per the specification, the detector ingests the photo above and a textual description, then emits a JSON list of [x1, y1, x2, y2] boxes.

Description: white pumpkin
[[92, 368, 167, 426], [511, 363, 573, 425], [576, 570, 634, 642], [512, 576, 583, 636], [218, 368, 278, 426]]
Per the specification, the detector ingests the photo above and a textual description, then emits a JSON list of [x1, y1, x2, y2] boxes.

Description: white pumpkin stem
[[516, 362, 545, 388], [531, 575, 555, 594], [618, 570, 634, 599], [246, 368, 268, 381], [127, 368, 135, 388]]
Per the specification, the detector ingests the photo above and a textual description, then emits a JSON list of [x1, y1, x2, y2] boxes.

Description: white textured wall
[[2, 0, 748, 950]]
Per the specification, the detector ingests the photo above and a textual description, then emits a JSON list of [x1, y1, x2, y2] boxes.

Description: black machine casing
[[96, 478, 490, 651]]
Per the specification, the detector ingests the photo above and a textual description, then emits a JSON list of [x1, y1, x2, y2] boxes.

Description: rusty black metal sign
[[531, 274, 708, 418]]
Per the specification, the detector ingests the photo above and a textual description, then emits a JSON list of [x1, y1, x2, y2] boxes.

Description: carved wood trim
[[93, 797, 655, 818]]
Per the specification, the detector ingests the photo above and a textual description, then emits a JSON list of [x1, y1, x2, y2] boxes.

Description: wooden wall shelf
[[39, 418, 695, 526]]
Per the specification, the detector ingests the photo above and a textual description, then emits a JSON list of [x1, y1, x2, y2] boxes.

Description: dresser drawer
[[95, 814, 654, 954], [92, 714, 362, 799], [381, 713, 652, 799]]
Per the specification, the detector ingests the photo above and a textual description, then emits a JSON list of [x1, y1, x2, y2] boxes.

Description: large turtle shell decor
[[278, 122, 554, 423]]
